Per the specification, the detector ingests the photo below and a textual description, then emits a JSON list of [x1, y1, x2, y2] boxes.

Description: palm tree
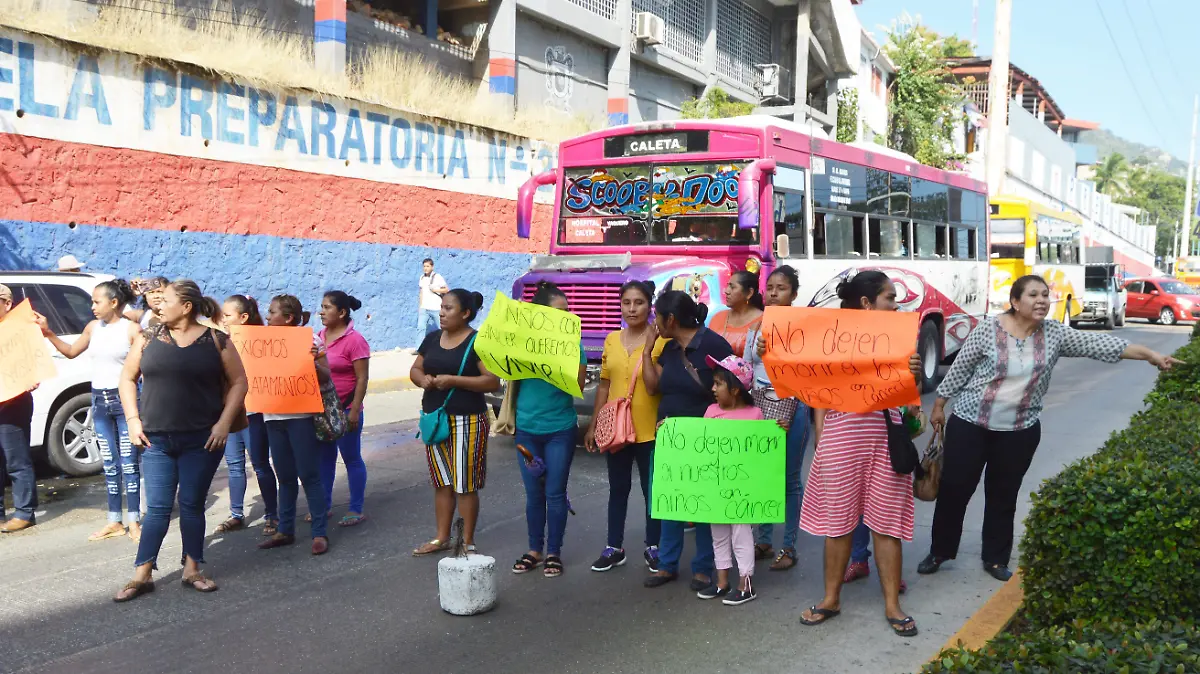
[[1094, 152, 1131, 197]]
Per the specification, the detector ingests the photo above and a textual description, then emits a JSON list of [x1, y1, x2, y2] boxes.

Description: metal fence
[[715, 0, 769, 89]]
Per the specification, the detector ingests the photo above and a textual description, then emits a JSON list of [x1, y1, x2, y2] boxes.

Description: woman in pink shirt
[[318, 291, 371, 527]]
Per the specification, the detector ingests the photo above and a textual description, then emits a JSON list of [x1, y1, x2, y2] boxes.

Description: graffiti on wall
[[544, 46, 574, 113]]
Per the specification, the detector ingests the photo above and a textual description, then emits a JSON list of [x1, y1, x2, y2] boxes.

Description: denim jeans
[[658, 520, 714, 578], [320, 410, 366, 515], [136, 431, 222, 568], [605, 440, 660, 550], [416, 308, 439, 344], [268, 417, 329, 539], [224, 413, 277, 521], [515, 428, 575, 556], [850, 519, 872, 564], [0, 392, 36, 523], [756, 402, 811, 551], [93, 388, 139, 524]]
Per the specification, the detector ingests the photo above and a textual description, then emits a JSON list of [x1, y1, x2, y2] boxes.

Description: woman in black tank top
[[114, 280, 248, 603]]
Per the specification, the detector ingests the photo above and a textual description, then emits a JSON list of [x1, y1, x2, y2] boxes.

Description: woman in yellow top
[[707, 270, 763, 356], [584, 280, 668, 574]]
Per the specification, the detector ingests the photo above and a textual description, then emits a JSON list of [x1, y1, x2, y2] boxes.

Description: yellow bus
[[1175, 256, 1200, 288], [988, 196, 1084, 322]]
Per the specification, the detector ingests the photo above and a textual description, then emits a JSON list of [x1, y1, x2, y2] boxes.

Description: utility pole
[[984, 0, 1012, 197], [1182, 94, 1198, 260]]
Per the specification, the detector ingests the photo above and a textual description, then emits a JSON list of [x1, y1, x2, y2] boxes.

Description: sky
[[854, 0, 1200, 161]]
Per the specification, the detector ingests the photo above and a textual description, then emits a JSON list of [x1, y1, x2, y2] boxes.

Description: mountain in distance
[[1079, 128, 1187, 176]]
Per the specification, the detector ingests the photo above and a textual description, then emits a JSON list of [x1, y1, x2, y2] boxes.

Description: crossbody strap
[[626, 351, 643, 399], [440, 332, 478, 410]]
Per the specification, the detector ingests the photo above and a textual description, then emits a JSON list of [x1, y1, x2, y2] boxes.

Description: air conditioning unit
[[635, 12, 665, 46], [757, 63, 791, 101]]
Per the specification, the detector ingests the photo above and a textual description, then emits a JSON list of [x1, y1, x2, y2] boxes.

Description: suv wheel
[[47, 393, 102, 476]]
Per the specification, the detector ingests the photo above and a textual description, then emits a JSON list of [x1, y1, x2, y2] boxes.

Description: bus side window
[[815, 212, 865, 258], [915, 223, 938, 258], [868, 218, 909, 258]]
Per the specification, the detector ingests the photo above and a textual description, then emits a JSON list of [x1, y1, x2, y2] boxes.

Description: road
[[0, 323, 1187, 674]]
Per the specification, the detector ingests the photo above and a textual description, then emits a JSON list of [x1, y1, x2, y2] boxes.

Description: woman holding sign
[[38, 279, 142, 542], [410, 289, 501, 556], [642, 290, 735, 591], [115, 280, 248, 601], [795, 271, 923, 637], [318, 291, 371, 528], [919, 275, 1180, 583]]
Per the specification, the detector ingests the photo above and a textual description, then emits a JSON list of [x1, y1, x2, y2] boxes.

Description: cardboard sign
[[229, 325, 323, 414], [0, 300, 59, 403], [651, 418, 785, 524], [474, 293, 583, 398], [761, 306, 920, 413]]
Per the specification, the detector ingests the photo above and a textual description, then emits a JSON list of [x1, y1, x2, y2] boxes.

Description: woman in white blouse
[[921, 275, 1180, 581]]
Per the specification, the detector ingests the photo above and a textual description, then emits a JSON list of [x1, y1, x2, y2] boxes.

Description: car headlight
[[1178, 298, 1193, 309]]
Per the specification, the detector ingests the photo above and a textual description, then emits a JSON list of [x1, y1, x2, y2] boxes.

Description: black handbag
[[883, 408, 924, 477]]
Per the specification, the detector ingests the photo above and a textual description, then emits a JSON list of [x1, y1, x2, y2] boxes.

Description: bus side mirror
[[775, 234, 790, 259]]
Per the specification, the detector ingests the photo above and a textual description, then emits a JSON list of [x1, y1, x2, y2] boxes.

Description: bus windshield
[[989, 218, 1025, 259], [557, 162, 758, 246]]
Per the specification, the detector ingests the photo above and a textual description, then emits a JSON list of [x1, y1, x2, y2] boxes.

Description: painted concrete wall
[[629, 61, 695, 122], [0, 28, 557, 350], [514, 17, 610, 118]]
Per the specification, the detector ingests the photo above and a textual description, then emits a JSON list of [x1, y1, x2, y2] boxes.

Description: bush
[[920, 620, 1200, 673]]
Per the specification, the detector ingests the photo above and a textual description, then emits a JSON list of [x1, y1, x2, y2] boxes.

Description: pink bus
[[509, 117, 989, 417]]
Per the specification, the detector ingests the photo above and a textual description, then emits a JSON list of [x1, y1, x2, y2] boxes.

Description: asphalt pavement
[[0, 322, 1188, 674]]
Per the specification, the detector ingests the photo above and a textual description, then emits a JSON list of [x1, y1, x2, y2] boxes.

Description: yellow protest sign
[[760, 306, 919, 413], [473, 293, 583, 398]]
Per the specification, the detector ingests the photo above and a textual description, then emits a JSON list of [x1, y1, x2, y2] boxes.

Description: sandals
[[512, 553, 542, 574], [181, 574, 218, 593], [888, 615, 919, 637], [800, 606, 841, 626], [214, 517, 245, 534], [412, 538, 452, 556], [258, 534, 296, 549], [113, 580, 155, 603], [543, 556, 563, 578], [769, 548, 797, 571], [754, 543, 774, 561], [89, 523, 128, 541], [304, 511, 333, 523], [261, 519, 279, 536], [338, 514, 368, 528]]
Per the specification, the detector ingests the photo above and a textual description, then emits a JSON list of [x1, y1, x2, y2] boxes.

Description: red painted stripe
[[607, 98, 628, 114], [488, 58, 516, 78], [315, 0, 347, 22], [0, 133, 553, 254]]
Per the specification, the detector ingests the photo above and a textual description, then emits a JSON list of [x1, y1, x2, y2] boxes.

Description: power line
[[1119, 0, 1181, 121], [1093, 0, 1167, 146], [1145, 0, 1184, 83]]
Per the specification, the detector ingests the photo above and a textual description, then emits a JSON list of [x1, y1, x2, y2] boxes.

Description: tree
[[1094, 152, 1131, 197], [836, 88, 859, 143], [1115, 160, 1187, 257], [680, 87, 755, 119], [884, 17, 965, 168], [911, 25, 975, 58]]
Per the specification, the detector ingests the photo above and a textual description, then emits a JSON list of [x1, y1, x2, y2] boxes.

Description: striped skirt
[[799, 409, 915, 542], [427, 414, 489, 494]]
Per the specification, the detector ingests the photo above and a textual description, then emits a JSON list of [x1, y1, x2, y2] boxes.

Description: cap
[[56, 254, 86, 271], [705, 354, 754, 391], [0, 284, 11, 302]]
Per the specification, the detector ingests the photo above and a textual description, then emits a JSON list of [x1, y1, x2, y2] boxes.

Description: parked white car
[[1, 272, 114, 476]]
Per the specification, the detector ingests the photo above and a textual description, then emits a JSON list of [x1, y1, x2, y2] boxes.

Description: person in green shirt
[[510, 282, 586, 579]]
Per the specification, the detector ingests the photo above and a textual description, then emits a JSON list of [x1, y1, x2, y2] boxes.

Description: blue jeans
[[756, 402, 811, 551], [268, 417, 330, 539], [136, 431, 222, 568], [320, 410, 366, 515], [92, 388, 139, 524], [224, 413, 277, 521], [605, 440, 660, 550], [416, 308, 439, 344], [659, 520, 714, 578], [0, 392, 36, 523], [851, 519, 872, 564], [515, 428, 575, 556]]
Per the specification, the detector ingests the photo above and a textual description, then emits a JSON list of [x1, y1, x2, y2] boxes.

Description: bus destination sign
[[605, 131, 709, 158]]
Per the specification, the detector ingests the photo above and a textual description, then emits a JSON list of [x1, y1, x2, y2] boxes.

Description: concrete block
[[437, 554, 497, 616]]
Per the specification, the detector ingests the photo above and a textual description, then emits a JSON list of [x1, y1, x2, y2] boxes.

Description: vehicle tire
[[1160, 307, 1177, 326], [46, 392, 102, 477], [917, 320, 943, 394], [1115, 309, 1126, 327], [1102, 312, 1115, 330]]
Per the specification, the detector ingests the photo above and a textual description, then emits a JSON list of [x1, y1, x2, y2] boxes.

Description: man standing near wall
[[416, 258, 449, 345], [0, 284, 39, 533]]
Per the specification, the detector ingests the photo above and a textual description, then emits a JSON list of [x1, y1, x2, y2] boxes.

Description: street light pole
[[1181, 94, 1198, 259], [985, 0, 1012, 197]]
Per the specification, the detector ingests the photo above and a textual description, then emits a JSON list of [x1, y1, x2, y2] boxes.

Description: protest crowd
[[0, 261, 1180, 636]]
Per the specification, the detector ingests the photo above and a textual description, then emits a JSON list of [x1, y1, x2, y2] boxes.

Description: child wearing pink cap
[[698, 355, 764, 606]]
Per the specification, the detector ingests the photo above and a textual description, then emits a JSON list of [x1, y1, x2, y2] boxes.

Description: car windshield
[[1159, 281, 1195, 295]]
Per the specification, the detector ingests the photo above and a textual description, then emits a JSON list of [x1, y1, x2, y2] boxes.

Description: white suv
[[1, 272, 114, 476]]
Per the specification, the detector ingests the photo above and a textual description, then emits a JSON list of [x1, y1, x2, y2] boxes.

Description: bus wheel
[[917, 321, 942, 393]]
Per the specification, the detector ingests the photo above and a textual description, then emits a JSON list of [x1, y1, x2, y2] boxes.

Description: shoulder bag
[[314, 366, 348, 442], [594, 357, 641, 453], [492, 380, 519, 436], [913, 429, 944, 501], [883, 408, 923, 477], [210, 329, 249, 434], [418, 333, 477, 446]]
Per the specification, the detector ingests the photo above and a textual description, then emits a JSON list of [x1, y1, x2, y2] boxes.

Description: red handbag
[[594, 357, 641, 453]]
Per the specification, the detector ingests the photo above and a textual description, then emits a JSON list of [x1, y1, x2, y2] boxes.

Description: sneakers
[[844, 561, 870, 583], [591, 547, 627, 572], [683, 523, 696, 533], [723, 579, 757, 606], [696, 583, 731, 600], [644, 545, 660, 573]]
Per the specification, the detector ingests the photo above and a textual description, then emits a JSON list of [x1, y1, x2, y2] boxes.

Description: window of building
[[715, 0, 771, 89]]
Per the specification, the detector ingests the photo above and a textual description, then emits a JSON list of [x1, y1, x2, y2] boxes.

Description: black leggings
[[929, 415, 1041, 566], [605, 441, 661, 550]]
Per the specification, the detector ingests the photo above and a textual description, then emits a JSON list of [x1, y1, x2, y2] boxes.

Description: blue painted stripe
[[314, 20, 347, 44], [489, 75, 515, 96], [607, 112, 629, 126], [1, 220, 530, 351]]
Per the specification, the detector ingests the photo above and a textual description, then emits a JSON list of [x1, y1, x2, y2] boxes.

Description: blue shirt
[[656, 328, 734, 421], [515, 343, 586, 435]]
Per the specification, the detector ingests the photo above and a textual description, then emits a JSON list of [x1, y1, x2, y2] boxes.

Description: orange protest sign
[[0, 300, 58, 403], [229, 325, 323, 414], [760, 306, 920, 413]]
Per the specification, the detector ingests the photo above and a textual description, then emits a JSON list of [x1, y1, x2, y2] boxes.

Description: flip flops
[[800, 606, 841, 626], [88, 524, 128, 542], [113, 580, 155, 603], [338, 514, 368, 528], [412, 538, 452, 556], [888, 615, 919, 637]]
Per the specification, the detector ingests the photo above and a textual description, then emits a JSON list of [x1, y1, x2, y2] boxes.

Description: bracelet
[[127, 416, 140, 422]]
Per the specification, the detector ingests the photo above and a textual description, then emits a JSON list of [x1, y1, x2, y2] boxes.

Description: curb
[[931, 569, 1025, 660], [368, 377, 415, 393]]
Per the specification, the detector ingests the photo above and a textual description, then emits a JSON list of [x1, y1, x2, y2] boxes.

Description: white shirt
[[419, 272, 447, 311], [90, 318, 133, 389]]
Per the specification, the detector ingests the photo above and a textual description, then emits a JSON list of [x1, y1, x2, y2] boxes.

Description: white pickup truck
[[1073, 263, 1127, 330]]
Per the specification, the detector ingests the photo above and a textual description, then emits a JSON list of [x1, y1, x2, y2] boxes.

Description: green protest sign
[[473, 292, 583, 398], [651, 417, 786, 524]]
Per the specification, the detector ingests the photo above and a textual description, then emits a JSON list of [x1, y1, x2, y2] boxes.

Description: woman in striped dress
[[798, 270, 924, 638]]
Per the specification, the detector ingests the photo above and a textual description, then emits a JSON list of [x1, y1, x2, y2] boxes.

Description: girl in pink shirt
[[699, 355, 764, 606]]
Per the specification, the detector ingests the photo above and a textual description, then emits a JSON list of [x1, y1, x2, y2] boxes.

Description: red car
[[1122, 278, 1200, 325]]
